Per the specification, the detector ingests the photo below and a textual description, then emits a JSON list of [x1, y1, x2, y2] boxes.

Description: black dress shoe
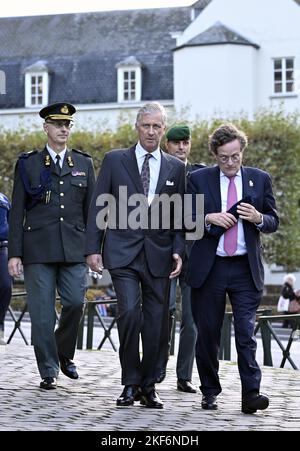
[[40, 377, 57, 390], [140, 389, 164, 409], [177, 379, 197, 393], [242, 393, 269, 414], [201, 395, 218, 410], [116, 385, 141, 406], [59, 355, 79, 379]]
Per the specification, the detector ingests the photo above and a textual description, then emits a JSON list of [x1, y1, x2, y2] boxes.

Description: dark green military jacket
[[8, 147, 95, 264]]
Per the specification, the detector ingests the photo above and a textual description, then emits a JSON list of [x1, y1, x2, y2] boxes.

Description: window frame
[[117, 66, 142, 103], [272, 57, 295, 96], [25, 71, 49, 107]]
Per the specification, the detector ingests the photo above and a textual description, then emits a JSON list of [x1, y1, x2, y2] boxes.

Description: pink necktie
[[224, 176, 238, 256]]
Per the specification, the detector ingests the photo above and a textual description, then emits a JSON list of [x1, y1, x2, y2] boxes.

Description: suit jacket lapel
[[241, 166, 253, 199], [155, 150, 172, 194], [41, 147, 56, 174], [121, 145, 144, 193], [208, 166, 221, 211]]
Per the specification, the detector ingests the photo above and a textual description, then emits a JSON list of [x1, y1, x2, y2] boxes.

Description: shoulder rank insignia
[[67, 155, 74, 167], [19, 150, 38, 159], [72, 148, 91, 157], [44, 155, 51, 166]]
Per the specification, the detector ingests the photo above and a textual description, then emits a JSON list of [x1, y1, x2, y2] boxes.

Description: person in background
[[187, 123, 279, 414], [8, 102, 95, 389], [280, 274, 300, 327], [86, 102, 185, 409], [155, 124, 205, 393], [0, 192, 12, 345]]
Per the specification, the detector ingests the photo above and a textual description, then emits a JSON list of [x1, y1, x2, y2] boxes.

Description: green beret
[[166, 124, 191, 141]]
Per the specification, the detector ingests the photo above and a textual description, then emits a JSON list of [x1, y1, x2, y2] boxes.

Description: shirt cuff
[[205, 214, 211, 230]]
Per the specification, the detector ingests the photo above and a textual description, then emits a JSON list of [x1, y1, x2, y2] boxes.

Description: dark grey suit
[[86, 145, 185, 391], [8, 147, 95, 378]]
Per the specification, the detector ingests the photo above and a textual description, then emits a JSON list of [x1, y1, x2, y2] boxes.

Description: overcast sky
[[0, 0, 194, 18]]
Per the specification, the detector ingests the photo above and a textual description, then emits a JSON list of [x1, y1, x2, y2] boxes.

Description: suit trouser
[[24, 263, 86, 378], [110, 250, 170, 393], [169, 276, 197, 381], [0, 247, 12, 329], [191, 255, 262, 397]]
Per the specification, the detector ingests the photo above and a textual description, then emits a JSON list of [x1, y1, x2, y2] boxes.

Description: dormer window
[[116, 56, 142, 103], [24, 61, 49, 107]]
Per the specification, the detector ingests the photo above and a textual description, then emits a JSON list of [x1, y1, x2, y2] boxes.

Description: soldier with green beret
[[8, 102, 96, 390], [155, 123, 205, 393]]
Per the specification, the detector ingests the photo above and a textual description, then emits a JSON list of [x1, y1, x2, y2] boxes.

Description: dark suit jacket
[[8, 147, 95, 263], [187, 165, 279, 291], [85, 145, 186, 277]]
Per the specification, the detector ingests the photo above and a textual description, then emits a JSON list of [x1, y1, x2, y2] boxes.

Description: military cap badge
[[61, 105, 69, 114]]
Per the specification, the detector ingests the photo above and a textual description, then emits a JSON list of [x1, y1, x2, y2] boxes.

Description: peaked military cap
[[39, 102, 76, 121], [166, 124, 191, 141]]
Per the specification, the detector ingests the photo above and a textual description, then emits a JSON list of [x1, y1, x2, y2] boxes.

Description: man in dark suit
[[187, 123, 279, 414], [8, 102, 95, 389], [155, 124, 205, 393], [86, 102, 185, 409]]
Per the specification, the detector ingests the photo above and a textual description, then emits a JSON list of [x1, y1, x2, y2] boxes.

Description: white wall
[[179, 0, 300, 47], [174, 44, 257, 120], [0, 101, 175, 132], [175, 0, 300, 119]]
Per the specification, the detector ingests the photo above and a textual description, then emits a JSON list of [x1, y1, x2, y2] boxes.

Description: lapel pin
[[249, 180, 254, 187], [166, 180, 174, 186]]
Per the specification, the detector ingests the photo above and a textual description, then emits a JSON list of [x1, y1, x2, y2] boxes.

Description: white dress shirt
[[216, 169, 247, 256], [135, 142, 161, 205], [46, 144, 66, 168]]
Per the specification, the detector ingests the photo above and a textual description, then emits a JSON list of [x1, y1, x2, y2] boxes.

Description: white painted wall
[[0, 101, 174, 132], [175, 0, 300, 119], [178, 0, 300, 47], [174, 44, 257, 120]]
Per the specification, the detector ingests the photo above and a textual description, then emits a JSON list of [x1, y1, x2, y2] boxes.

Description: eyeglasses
[[217, 153, 241, 163], [46, 120, 73, 129]]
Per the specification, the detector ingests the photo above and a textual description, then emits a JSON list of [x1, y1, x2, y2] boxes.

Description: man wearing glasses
[[187, 123, 279, 414], [8, 102, 95, 390]]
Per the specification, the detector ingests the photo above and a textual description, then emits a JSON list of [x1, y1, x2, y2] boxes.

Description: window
[[24, 61, 49, 107], [123, 70, 136, 101], [273, 58, 294, 95], [116, 56, 142, 103], [30, 74, 43, 105]]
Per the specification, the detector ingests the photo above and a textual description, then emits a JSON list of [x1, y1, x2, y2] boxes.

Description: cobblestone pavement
[[0, 344, 299, 431]]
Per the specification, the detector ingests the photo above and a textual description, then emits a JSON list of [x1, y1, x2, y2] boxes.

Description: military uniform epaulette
[[193, 163, 206, 169], [72, 148, 91, 158], [19, 150, 38, 159]]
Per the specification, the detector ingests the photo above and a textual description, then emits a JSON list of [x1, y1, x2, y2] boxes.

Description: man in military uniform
[[0, 192, 12, 345], [8, 102, 95, 389], [155, 124, 205, 392]]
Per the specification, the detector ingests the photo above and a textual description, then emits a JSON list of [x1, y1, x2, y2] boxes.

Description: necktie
[[224, 176, 238, 256], [140, 153, 152, 197], [55, 154, 61, 175]]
